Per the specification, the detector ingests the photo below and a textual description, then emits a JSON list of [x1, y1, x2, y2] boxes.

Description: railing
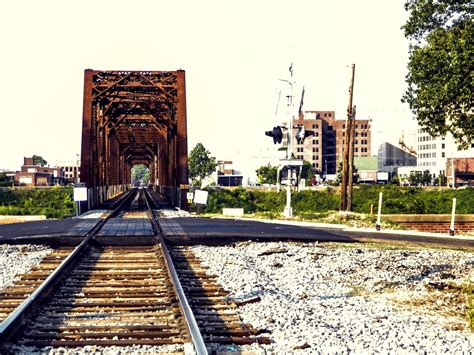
[[86, 184, 131, 210], [149, 185, 182, 208], [84, 184, 183, 211]]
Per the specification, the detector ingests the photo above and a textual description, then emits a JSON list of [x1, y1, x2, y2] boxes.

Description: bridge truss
[[80, 70, 188, 209]]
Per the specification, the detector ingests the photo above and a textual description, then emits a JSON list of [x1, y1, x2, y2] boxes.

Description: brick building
[[216, 160, 243, 187], [292, 111, 371, 174], [15, 157, 64, 186], [446, 157, 474, 187], [55, 163, 81, 184]]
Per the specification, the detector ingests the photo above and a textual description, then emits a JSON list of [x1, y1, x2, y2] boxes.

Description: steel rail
[[143, 188, 208, 355], [0, 188, 138, 344]]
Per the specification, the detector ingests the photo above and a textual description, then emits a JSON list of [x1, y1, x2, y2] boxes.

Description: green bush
[[0, 187, 74, 218], [197, 185, 474, 216]]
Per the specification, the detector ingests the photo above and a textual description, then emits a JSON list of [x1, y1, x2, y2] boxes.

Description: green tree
[[421, 169, 432, 185], [188, 143, 217, 187], [301, 161, 315, 185], [256, 164, 278, 185], [402, 0, 473, 148], [131, 164, 149, 186], [32, 155, 47, 166], [336, 161, 358, 184]]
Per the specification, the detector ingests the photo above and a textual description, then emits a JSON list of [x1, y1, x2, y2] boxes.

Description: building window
[[442, 143, 445, 149], [442, 152, 445, 158], [312, 139, 316, 144], [312, 163, 316, 168], [312, 124, 316, 129], [312, 155, 316, 160]]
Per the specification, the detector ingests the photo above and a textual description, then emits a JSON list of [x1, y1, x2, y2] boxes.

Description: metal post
[[376, 192, 383, 231], [276, 166, 281, 193], [284, 185, 292, 217], [449, 197, 456, 236]]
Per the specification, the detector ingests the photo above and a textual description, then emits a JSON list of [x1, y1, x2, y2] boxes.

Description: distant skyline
[[0, 0, 417, 171]]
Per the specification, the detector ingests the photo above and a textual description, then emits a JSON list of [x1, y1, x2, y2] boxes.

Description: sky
[[0, 0, 418, 174]]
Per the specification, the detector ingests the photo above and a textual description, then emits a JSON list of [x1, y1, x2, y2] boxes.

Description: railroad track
[[0, 188, 270, 353]]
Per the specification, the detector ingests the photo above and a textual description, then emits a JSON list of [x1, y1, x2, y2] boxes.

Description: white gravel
[[191, 241, 474, 354], [4, 344, 184, 355], [0, 244, 53, 291]]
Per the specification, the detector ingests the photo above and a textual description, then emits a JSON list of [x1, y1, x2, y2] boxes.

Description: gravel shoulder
[[191, 241, 474, 354]]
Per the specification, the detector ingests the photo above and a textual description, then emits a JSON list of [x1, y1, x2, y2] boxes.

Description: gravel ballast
[[0, 244, 53, 291], [191, 241, 474, 353]]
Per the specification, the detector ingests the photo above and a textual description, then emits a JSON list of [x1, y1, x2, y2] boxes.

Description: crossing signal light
[[295, 125, 315, 144], [265, 126, 284, 144]]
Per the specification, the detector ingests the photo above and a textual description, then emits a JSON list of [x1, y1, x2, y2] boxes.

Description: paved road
[[0, 215, 472, 251], [159, 217, 355, 244], [0, 219, 83, 239]]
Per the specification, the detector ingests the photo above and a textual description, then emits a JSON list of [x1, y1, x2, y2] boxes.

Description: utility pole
[[340, 64, 355, 211], [347, 105, 356, 210]]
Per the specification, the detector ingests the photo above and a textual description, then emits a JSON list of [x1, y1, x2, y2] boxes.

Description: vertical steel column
[[80, 70, 94, 188], [176, 70, 189, 209]]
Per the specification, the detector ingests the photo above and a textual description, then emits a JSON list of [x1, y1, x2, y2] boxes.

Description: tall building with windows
[[292, 111, 371, 174], [416, 128, 474, 178]]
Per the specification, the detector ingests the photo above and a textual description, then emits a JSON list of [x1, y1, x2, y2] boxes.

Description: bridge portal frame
[[80, 69, 189, 210]]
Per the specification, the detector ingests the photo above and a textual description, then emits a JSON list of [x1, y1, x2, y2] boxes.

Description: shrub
[[0, 187, 75, 219]]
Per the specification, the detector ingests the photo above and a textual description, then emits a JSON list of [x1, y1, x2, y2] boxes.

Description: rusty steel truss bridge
[[80, 70, 189, 210]]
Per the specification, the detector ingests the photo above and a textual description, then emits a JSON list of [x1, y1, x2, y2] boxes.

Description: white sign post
[[73, 187, 88, 216], [193, 190, 208, 205], [193, 190, 208, 215], [376, 192, 383, 231], [449, 197, 456, 236]]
